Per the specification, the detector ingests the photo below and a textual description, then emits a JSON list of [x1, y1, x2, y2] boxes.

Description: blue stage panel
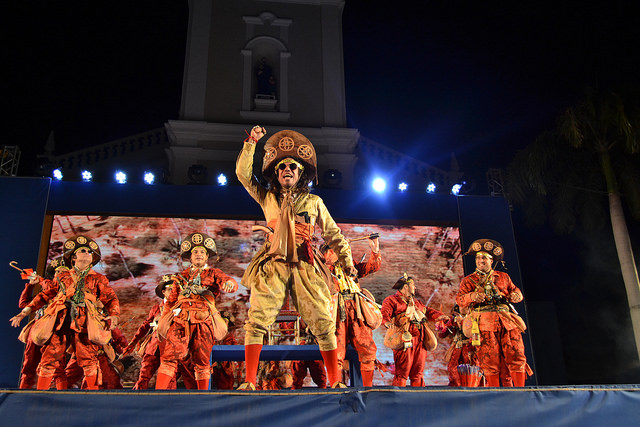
[[1, 386, 638, 427], [0, 177, 50, 387]]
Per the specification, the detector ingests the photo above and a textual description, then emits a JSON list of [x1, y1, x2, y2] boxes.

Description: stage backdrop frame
[[0, 178, 535, 387]]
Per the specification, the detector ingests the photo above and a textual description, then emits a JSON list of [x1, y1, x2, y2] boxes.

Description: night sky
[[6, 1, 640, 383], [7, 1, 639, 184]]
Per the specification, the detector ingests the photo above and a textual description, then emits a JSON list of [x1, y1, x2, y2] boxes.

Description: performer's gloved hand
[[106, 315, 119, 330], [9, 307, 32, 328], [470, 292, 486, 303]]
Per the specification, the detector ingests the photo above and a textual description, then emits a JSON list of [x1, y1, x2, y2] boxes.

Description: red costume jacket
[[381, 292, 443, 329], [26, 268, 120, 334]]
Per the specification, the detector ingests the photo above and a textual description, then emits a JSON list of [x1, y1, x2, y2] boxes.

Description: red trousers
[[392, 333, 427, 387], [39, 330, 101, 378], [291, 360, 327, 389], [98, 355, 122, 389], [65, 356, 83, 388], [477, 328, 527, 376], [19, 338, 42, 389], [134, 353, 196, 389], [159, 318, 214, 381], [336, 299, 377, 372]]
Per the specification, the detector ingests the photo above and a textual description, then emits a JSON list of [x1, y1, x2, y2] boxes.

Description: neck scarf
[[267, 190, 299, 262], [404, 295, 426, 323]]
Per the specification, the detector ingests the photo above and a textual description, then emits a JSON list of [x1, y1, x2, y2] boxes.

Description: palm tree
[[507, 91, 640, 360]]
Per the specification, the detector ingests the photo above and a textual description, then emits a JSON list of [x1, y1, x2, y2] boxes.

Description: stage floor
[[1, 385, 639, 427]]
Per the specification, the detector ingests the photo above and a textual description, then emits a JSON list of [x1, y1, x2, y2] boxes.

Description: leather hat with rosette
[[155, 274, 176, 298], [261, 130, 317, 183], [465, 239, 504, 264], [180, 232, 217, 260], [44, 256, 70, 280], [62, 235, 102, 267]]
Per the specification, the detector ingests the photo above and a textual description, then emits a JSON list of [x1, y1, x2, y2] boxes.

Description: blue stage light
[[52, 169, 63, 181], [426, 183, 436, 193], [372, 178, 386, 193], [451, 183, 462, 195], [217, 173, 227, 186], [81, 170, 93, 182], [115, 171, 127, 184], [398, 182, 408, 192], [143, 172, 155, 185]]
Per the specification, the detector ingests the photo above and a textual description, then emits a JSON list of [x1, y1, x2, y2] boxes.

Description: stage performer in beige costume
[[236, 125, 356, 389]]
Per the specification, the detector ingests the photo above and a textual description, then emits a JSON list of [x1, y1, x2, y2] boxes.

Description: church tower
[[166, 0, 358, 187]]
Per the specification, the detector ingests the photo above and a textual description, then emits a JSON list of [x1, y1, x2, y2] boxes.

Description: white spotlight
[[398, 182, 408, 192], [115, 171, 127, 184], [451, 183, 462, 195], [217, 173, 227, 186], [143, 171, 155, 185], [426, 183, 436, 193], [372, 177, 386, 193], [81, 170, 93, 182], [52, 168, 63, 181]]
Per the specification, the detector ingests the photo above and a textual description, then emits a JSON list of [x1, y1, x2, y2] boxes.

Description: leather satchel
[[358, 288, 382, 330], [383, 324, 405, 350]]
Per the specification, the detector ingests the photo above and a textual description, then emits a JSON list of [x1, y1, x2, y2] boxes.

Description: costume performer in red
[[290, 327, 327, 389], [15, 257, 69, 389], [322, 236, 381, 387], [436, 305, 478, 387], [122, 275, 177, 389], [257, 361, 292, 390], [10, 235, 120, 390], [456, 239, 530, 387], [98, 327, 127, 389], [236, 126, 357, 390], [210, 313, 239, 390], [155, 233, 238, 390], [381, 274, 447, 387]]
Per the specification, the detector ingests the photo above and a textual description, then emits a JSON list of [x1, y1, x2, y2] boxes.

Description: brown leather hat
[[155, 274, 176, 298], [44, 256, 69, 280], [180, 232, 217, 260], [262, 130, 317, 183], [465, 239, 504, 263], [62, 235, 101, 266]]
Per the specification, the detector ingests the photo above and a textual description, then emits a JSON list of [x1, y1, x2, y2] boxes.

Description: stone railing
[[55, 128, 169, 170], [358, 136, 462, 188]]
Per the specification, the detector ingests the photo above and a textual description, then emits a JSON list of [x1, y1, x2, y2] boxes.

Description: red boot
[[361, 369, 374, 387], [242, 344, 263, 387], [196, 379, 210, 390], [36, 375, 53, 390], [511, 371, 526, 387], [485, 374, 500, 387], [155, 372, 174, 389], [84, 375, 99, 390], [320, 349, 342, 387], [55, 377, 68, 390]]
